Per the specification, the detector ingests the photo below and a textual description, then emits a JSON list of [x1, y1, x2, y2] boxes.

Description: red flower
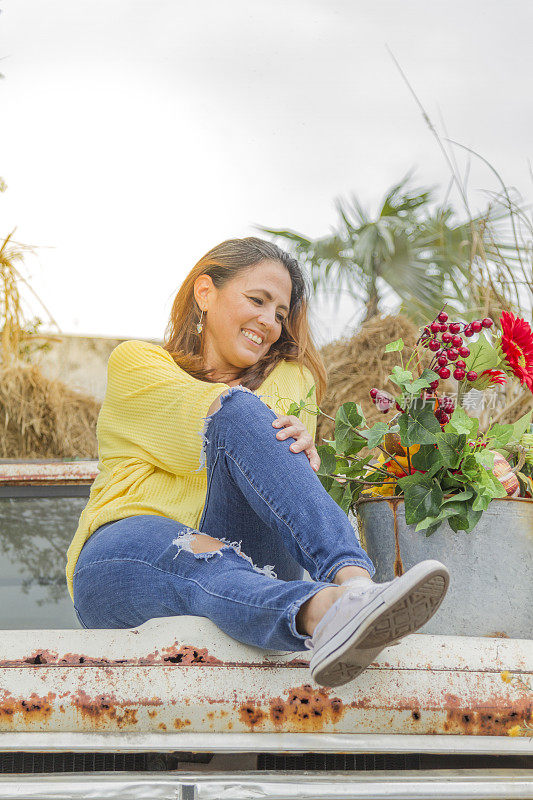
[[500, 312, 533, 392], [479, 369, 507, 386]]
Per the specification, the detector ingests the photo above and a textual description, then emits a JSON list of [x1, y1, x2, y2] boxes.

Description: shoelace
[[306, 577, 401, 651], [344, 578, 401, 646]]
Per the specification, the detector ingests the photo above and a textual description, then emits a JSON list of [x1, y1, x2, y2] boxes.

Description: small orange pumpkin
[[491, 451, 520, 497]]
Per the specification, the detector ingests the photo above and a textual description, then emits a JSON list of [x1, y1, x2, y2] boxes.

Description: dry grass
[[490, 381, 533, 427], [316, 314, 419, 443], [0, 227, 101, 459], [0, 361, 99, 459]]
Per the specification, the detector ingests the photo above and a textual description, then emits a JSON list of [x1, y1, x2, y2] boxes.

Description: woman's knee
[[176, 532, 225, 554], [205, 386, 272, 434]]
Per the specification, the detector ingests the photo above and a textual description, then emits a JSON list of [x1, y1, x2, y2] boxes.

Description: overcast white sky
[[1, 0, 531, 345]]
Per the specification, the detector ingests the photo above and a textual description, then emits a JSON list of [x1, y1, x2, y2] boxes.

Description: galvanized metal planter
[[355, 497, 533, 639]]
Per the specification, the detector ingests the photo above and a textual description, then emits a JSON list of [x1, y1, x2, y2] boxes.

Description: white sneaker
[[308, 560, 450, 688]]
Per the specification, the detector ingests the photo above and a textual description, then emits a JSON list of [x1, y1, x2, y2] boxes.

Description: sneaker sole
[[310, 560, 450, 688]]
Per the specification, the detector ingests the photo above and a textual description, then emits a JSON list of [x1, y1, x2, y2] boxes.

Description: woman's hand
[[272, 415, 321, 472]]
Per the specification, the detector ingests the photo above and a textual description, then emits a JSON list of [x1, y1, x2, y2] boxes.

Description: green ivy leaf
[[441, 470, 468, 491], [485, 423, 514, 448], [447, 497, 483, 533], [388, 366, 413, 389], [397, 473, 443, 525], [316, 444, 337, 477], [287, 401, 301, 416], [335, 402, 364, 436], [344, 455, 373, 477], [470, 469, 507, 511], [411, 444, 444, 473], [342, 433, 368, 457], [435, 432, 467, 469], [473, 449, 496, 470], [442, 488, 474, 504], [363, 421, 389, 449], [385, 338, 404, 352], [459, 453, 482, 481], [446, 406, 479, 438], [423, 523, 443, 537], [415, 505, 461, 531], [471, 493, 491, 512], [404, 377, 429, 395], [404, 369, 440, 396], [397, 399, 442, 446], [464, 333, 500, 376], [334, 402, 367, 456], [511, 409, 533, 442], [318, 475, 334, 492], [328, 480, 354, 514]]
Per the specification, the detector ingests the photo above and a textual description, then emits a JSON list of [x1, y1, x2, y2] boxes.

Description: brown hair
[[162, 237, 327, 405]]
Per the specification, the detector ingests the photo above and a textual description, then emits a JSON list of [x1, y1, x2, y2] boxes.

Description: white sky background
[[1, 0, 532, 345]]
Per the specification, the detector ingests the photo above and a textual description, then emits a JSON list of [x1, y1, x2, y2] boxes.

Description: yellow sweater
[[65, 339, 317, 601]]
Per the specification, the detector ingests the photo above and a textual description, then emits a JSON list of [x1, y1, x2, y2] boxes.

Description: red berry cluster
[[368, 309, 494, 428], [421, 311, 493, 383], [369, 387, 394, 413], [434, 395, 455, 426]]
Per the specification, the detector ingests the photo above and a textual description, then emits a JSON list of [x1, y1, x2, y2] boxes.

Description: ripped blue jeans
[[72, 386, 375, 651]]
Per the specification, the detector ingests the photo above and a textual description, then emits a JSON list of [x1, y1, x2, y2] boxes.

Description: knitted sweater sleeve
[[101, 340, 229, 474]]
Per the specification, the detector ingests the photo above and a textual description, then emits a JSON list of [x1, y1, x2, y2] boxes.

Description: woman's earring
[[196, 308, 205, 334]]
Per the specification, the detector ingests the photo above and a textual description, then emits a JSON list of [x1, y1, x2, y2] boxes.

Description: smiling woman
[[162, 237, 326, 396], [192, 258, 294, 385], [67, 237, 449, 690]]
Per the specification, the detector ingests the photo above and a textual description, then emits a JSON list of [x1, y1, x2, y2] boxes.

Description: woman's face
[[195, 259, 293, 383]]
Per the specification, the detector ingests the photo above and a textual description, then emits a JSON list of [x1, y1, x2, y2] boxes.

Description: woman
[[67, 237, 449, 688]]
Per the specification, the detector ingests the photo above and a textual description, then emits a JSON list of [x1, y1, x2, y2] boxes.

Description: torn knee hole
[[189, 534, 224, 554], [171, 529, 223, 556], [171, 529, 278, 578]]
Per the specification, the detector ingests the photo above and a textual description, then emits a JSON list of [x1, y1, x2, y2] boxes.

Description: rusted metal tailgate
[[0, 617, 531, 750]]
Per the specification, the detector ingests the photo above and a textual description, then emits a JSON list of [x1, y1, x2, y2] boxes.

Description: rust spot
[[284, 657, 310, 667], [0, 649, 56, 668], [0, 686, 163, 731], [0, 692, 55, 726], [272, 685, 344, 731], [0, 698, 15, 721], [158, 722, 167, 731], [385, 497, 404, 576], [239, 704, 266, 728], [0, 642, 223, 668], [444, 693, 461, 708], [72, 690, 142, 729], [128, 643, 224, 666], [24, 651, 51, 665], [486, 632, 510, 638], [148, 710, 157, 718], [239, 684, 345, 732], [444, 697, 532, 736], [173, 718, 191, 729]]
